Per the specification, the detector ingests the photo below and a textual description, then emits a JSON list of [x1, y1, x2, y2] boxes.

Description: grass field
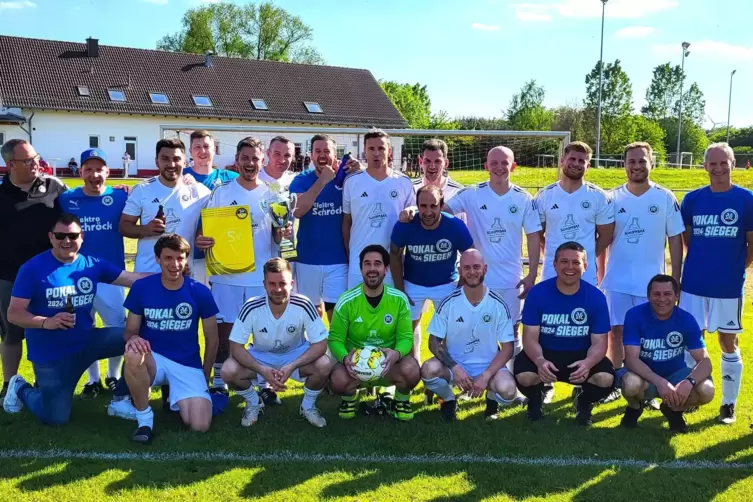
[[4, 168, 753, 501]]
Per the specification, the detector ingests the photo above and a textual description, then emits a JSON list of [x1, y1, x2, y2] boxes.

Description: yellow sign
[[201, 205, 255, 276]]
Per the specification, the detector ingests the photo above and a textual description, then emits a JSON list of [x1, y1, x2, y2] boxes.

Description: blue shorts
[[617, 366, 692, 400]]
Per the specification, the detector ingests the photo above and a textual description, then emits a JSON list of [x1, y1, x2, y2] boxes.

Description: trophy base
[[280, 248, 298, 262]]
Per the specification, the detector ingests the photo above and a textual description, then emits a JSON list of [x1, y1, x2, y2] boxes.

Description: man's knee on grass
[[386, 356, 420, 390], [420, 358, 447, 380], [588, 372, 614, 388], [220, 357, 253, 388], [693, 379, 715, 406], [490, 372, 518, 401], [330, 363, 360, 395], [180, 398, 212, 433], [515, 371, 541, 387], [620, 372, 646, 399]]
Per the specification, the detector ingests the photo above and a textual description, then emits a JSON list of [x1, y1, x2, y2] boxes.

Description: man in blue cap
[[59, 149, 129, 397]]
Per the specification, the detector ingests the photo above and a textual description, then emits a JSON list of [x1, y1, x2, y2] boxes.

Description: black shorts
[[0, 279, 24, 344], [514, 349, 614, 383]]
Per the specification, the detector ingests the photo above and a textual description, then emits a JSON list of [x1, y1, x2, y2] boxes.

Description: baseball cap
[[80, 148, 107, 166]]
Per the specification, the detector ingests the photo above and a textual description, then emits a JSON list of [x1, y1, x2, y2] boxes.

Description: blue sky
[[2, 0, 751, 128]]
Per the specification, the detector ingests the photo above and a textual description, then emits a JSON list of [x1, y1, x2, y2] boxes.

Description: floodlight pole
[[595, 0, 608, 167], [676, 42, 690, 166], [727, 69, 737, 143]]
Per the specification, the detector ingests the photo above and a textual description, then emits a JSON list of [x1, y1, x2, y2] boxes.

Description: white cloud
[[0, 1, 36, 9], [653, 40, 753, 62], [515, 0, 678, 22], [471, 22, 501, 32], [614, 26, 655, 39]]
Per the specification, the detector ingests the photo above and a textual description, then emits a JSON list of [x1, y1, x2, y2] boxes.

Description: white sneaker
[[241, 401, 264, 427], [107, 397, 139, 421], [543, 385, 555, 404], [3, 374, 26, 413], [300, 406, 327, 428]]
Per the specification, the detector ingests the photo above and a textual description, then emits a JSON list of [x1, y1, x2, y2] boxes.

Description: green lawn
[[4, 169, 753, 501]]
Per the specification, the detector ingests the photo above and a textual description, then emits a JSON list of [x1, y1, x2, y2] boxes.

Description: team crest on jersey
[[721, 209, 738, 225], [76, 277, 93, 294], [102, 195, 113, 207], [181, 193, 190, 202], [571, 308, 587, 325], [286, 324, 297, 334], [508, 204, 518, 215], [581, 200, 591, 210], [649, 204, 659, 214], [666, 331, 683, 348], [384, 314, 394, 325], [236, 208, 249, 219], [436, 238, 452, 253], [175, 302, 193, 320], [482, 313, 492, 323], [389, 189, 398, 199]]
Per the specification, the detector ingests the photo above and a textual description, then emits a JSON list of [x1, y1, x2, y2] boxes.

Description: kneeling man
[[421, 249, 517, 421], [620, 274, 714, 433]]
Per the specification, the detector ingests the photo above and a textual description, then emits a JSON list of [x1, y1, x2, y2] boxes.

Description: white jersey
[[447, 182, 541, 289], [123, 177, 211, 273], [229, 293, 327, 354], [411, 176, 464, 201], [601, 182, 684, 297], [258, 167, 295, 193], [204, 179, 276, 287], [343, 169, 414, 266], [534, 181, 614, 285], [428, 288, 514, 368]]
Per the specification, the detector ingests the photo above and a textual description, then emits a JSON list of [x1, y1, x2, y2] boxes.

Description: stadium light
[[675, 42, 690, 166], [595, 0, 608, 167], [727, 69, 737, 143]]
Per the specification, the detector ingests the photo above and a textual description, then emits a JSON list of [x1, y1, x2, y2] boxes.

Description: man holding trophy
[[268, 189, 298, 262]]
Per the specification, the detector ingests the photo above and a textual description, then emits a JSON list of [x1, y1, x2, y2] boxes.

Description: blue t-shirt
[[681, 185, 753, 298], [391, 213, 473, 287], [623, 303, 704, 378], [12, 251, 122, 364], [289, 168, 347, 265], [521, 278, 610, 351], [124, 274, 219, 369], [59, 187, 128, 269]]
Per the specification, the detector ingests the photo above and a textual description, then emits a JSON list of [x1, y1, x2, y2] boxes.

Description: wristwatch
[[685, 376, 697, 386]]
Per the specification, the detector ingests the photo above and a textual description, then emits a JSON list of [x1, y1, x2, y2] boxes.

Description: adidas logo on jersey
[[618, 208, 626, 214], [354, 316, 363, 323], [152, 198, 160, 204], [723, 374, 734, 382], [727, 321, 736, 326], [456, 316, 464, 322], [551, 204, 559, 210], [259, 327, 268, 333], [480, 205, 488, 210], [230, 200, 238, 206], [360, 192, 368, 198]]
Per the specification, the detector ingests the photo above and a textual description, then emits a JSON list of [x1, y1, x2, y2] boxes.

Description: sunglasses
[[53, 232, 81, 241]]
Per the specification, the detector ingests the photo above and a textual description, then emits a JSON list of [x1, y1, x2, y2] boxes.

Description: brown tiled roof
[[0, 35, 407, 128]]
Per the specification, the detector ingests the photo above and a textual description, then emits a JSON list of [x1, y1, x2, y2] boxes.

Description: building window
[[89, 135, 99, 148], [304, 102, 323, 113], [0, 133, 4, 146], [77, 86, 90, 97], [193, 95, 213, 107], [108, 89, 126, 102], [251, 99, 268, 110], [150, 93, 169, 104], [337, 145, 346, 159]]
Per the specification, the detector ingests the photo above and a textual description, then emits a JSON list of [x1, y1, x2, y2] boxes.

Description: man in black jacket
[[0, 139, 66, 396]]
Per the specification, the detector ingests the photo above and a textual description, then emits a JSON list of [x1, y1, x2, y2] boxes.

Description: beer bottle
[[64, 295, 76, 324], [155, 204, 165, 222]]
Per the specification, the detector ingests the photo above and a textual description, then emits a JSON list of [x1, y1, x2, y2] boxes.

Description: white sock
[[301, 386, 323, 410], [212, 363, 225, 388], [721, 350, 743, 406], [506, 336, 523, 372], [256, 376, 271, 390], [136, 406, 154, 429], [86, 361, 101, 384], [423, 377, 456, 402], [107, 356, 122, 379], [236, 386, 260, 406], [684, 350, 697, 369]]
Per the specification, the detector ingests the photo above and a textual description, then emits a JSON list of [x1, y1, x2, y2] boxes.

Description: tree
[[661, 118, 708, 161], [379, 81, 432, 129], [642, 63, 683, 123], [584, 59, 634, 154], [675, 82, 706, 126], [455, 116, 508, 130], [631, 115, 667, 162], [157, 1, 324, 64], [505, 80, 553, 131], [551, 103, 586, 142]]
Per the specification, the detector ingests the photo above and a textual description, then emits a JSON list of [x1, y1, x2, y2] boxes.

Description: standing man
[[411, 139, 464, 201], [119, 139, 211, 274], [259, 136, 296, 192], [619, 275, 714, 433], [198, 137, 285, 399], [0, 139, 66, 396], [342, 129, 414, 289], [120, 234, 219, 444], [289, 134, 349, 320], [420, 249, 517, 421], [514, 242, 614, 426], [221, 258, 332, 428], [600, 142, 684, 403], [390, 185, 473, 362], [679, 142, 753, 424], [534, 141, 614, 286], [329, 245, 420, 421], [59, 148, 129, 396]]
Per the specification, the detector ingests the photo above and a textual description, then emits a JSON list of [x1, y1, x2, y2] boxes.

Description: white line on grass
[[1, 449, 751, 471]]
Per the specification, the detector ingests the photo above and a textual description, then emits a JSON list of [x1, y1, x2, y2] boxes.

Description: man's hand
[[258, 366, 286, 392], [126, 336, 151, 355], [380, 348, 400, 375], [112, 184, 132, 194], [470, 372, 491, 398], [516, 274, 536, 299], [182, 174, 195, 185], [145, 218, 166, 236], [344, 158, 364, 174], [44, 312, 75, 330], [274, 364, 295, 385], [452, 365, 474, 393], [567, 359, 591, 384], [319, 163, 336, 183], [656, 379, 678, 408], [399, 207, 417, 223], [344, 350, 359, 380], [675, 379, 693, 407], [536, 358, 558, 383], [195, 235, 215, 250], [282, 222, 294, 240]]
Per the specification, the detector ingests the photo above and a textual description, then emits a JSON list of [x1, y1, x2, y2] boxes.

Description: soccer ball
[[352, 346, 385, 382]]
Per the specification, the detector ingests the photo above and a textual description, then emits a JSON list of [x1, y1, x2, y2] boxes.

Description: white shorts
[[294, 263, 348, 305], [450, 363, 508, 381], [211, 283, 266, 323], [93, 283, 126, 328], [405, 281, 458, 321], [347, 270, 394, 290], [679, 291, 743, 334], [248, 341, 316, 383], [604, 290, 648, 327], [192, 258, 209, 287], [151, 352, 211, 411], [490, 287, 523, 324]]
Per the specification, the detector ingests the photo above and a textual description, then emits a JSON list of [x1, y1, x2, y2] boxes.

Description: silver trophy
[[268, 186, 298, 261]]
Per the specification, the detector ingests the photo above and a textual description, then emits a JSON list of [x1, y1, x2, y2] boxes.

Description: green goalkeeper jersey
[[328, 284, 413, 363]]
